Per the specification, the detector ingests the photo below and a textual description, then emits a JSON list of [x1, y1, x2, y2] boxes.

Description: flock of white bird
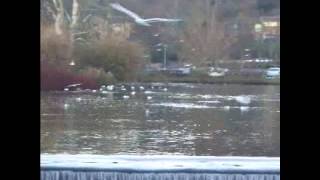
[[63, 84, 164, 109], [99, 84, 169, 101], [63, 83, 252, 113]]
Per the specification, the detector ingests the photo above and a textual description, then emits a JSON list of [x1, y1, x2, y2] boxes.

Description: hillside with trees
[[41, 0, 280, 90]]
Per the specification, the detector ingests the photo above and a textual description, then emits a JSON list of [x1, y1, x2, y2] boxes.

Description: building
[[145, 63, 163, 72], [254, 16, 280, 40], [89, 16, 133, 41], [110, 23, 132, 40]]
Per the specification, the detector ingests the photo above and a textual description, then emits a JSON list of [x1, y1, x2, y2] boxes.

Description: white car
[[208, 67, 229, 77], [265, 67, 280, 79], [208, 71, 225, 77]]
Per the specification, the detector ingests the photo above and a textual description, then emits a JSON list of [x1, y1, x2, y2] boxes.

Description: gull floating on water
[[76, 97, 82, 102], [240, 106, 250, 112], [145, 109, 150, 117], [144, 90, 152, 94], [223, 106, 231, 110], [234, 96, 251, 105], [110, 3, 183, 26], [64, 104, 70, 109], [107, 85, 114, 91]]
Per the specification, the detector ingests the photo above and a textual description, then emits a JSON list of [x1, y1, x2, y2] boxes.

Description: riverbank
[[41, 71, 279, 91], [138, 74, 280, 85]]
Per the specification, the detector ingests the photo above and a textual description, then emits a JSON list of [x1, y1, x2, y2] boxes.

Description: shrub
[[41, 62, 98, 91], [78, 67, 116, 85], [75, 35, 146, 82], [41, 25, 72, 66]]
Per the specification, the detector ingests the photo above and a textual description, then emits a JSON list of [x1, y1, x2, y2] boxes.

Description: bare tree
[[40, 0, 64, 34], [177, 0, 234, 66], [70, 0, 80, 30], [42, 0, 81, 36]]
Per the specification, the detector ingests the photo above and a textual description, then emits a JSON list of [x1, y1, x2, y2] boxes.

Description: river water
[[41, 83, 279, 156]]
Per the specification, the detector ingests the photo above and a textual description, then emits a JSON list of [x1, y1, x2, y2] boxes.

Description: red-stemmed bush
[[41, 62, 98, 91]]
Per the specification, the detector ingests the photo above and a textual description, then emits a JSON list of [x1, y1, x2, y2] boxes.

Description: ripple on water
[[41, 83, 280, 156], [197, 100, 221, 104], [150, 102, 215, 109]]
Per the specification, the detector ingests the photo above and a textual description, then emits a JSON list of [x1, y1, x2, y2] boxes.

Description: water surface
[[41, 83, 279, 156]]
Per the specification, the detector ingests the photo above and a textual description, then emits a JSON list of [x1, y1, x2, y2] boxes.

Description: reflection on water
[[41, 83, 279, 156]]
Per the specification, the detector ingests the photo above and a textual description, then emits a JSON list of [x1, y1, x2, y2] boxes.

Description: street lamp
[[155, 43, 168, 69], [242, 48, 251, 60], [163, 44, 167, 69]]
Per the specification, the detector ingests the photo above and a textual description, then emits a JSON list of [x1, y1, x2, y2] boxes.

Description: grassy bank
[[138, 73, 280, 85], [41, 64, 279, 91]]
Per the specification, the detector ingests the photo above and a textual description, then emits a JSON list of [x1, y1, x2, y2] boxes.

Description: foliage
[[41, 0, 280, 90], [41, 25, 72, 66], [252, 39, 280, 60], [41, 61, 98, 90], [75, 35, 146, 81], [257, 0, 280, 15], [78, 66, 116, 85]]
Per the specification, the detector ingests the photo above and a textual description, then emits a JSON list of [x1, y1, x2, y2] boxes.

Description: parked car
[[208, 67, 229, 77], [208, 71, 225, 77], [168, 67, 192, 76], [184, 63, 196, 70], [265, 67, 280, 79]]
